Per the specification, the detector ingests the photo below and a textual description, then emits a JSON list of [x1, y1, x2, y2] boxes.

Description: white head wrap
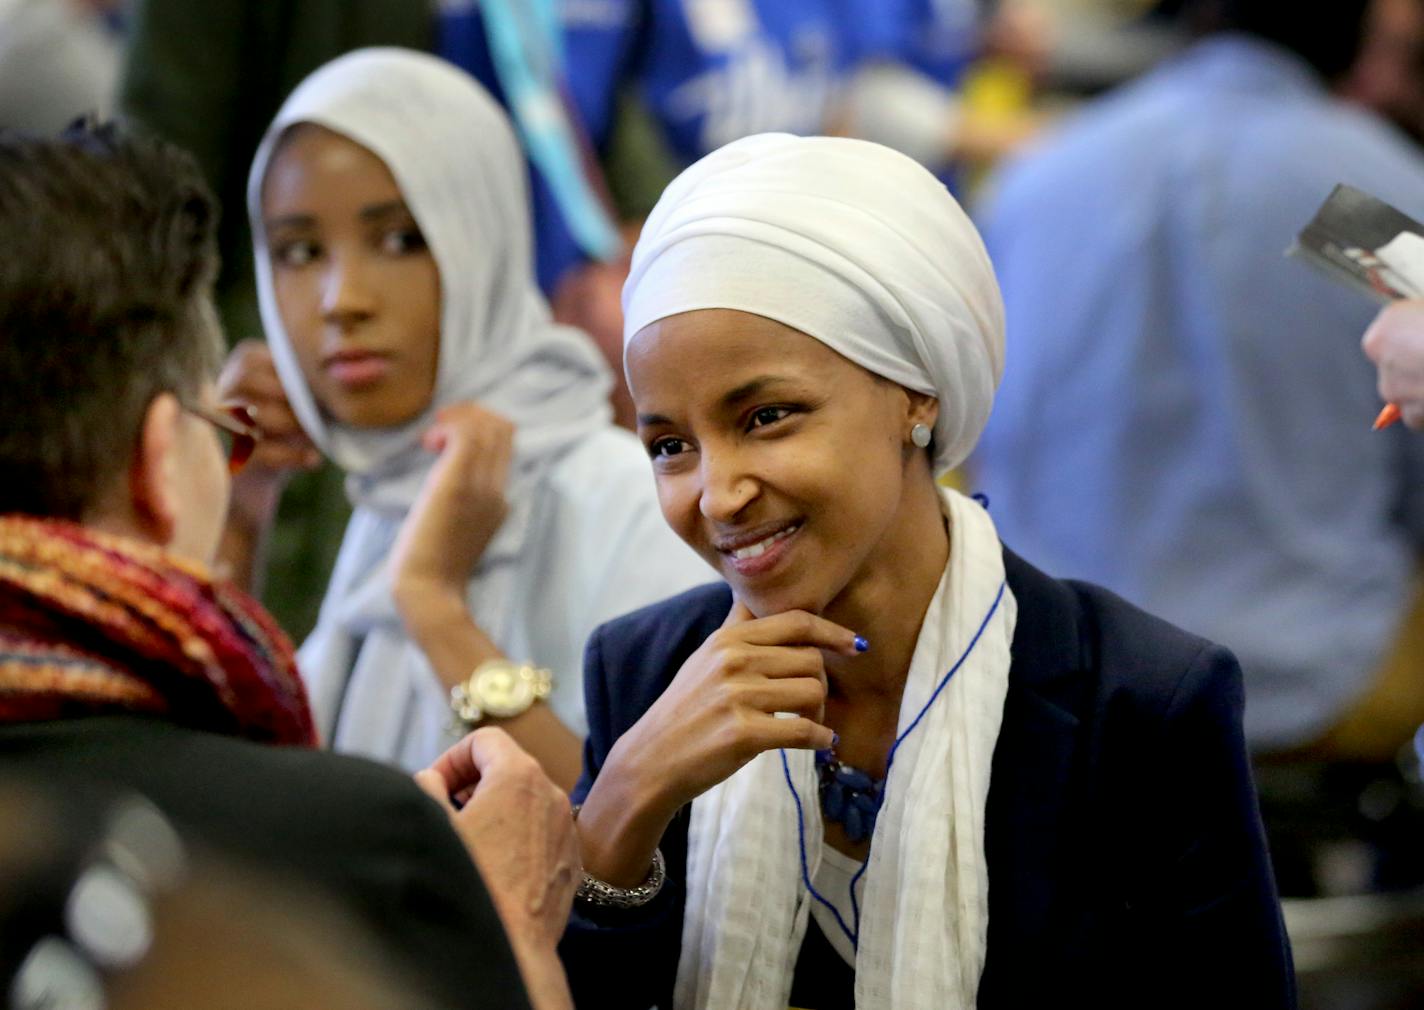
[[246, 49, 612, 766], [622, 132, 1005, 475]]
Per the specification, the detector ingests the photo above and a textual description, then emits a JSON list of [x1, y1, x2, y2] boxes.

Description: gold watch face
[[474, 664, 535, 718]]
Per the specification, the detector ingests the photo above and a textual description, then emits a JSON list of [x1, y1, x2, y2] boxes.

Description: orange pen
[[1374, 403, 1403, 430]]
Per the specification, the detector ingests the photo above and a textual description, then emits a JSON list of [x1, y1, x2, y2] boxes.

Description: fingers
[[463, 725, 532, 775], [425, 727, 499, 795], [1364, 302, 1424, 426], [737, 643, 829, 685], [1378, 366, 1424, 423], [249, 437, 322, 472], [413, 768, 454, 809], [231, 361, 287, 402], [247, 399, 307, 440], [427, 726, 533, 797], [755, 712, 836, 752], [219, 340, 285, 404], [1362, 307, 1388, 363], [219, 340, 322, 473], [735, 609, 863, 656], [1363, 299, 1424, 359], [741, 675, 828, 723], [424, 403, 516, 487]]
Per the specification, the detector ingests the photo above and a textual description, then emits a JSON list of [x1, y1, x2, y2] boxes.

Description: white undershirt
[[810, 843, 866, 968]]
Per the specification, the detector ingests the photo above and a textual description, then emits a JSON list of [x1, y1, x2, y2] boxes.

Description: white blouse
[[811, 843, 865, 968]]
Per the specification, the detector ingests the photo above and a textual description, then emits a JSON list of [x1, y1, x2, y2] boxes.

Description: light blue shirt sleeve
[[974, 35, 1424, 750]]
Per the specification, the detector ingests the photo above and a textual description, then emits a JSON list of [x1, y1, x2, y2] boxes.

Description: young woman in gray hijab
[[222, 49, 706, 786]]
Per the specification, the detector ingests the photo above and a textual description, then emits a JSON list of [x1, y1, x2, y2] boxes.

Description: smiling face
[[260, 124, 441, 429], [628, 309, 940, 618]]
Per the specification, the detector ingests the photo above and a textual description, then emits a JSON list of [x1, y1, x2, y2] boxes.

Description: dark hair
[[0, 121, 223, 519], [1170, 0, 1372, 81]]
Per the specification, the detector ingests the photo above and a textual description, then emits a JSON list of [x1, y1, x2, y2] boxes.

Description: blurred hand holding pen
[[1291, 184, 1424, 430], [1362, 299, 1424, 431]]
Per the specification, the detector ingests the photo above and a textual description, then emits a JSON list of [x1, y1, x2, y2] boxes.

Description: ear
[[906, 390, 940, 435], [128, 393, 182, 547]]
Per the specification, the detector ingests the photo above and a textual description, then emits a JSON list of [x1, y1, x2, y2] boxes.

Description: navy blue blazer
[[561, 547, 1295, 1009]]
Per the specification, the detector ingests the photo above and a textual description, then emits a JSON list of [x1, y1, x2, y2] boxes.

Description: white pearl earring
[[910, 423, 932, 449]]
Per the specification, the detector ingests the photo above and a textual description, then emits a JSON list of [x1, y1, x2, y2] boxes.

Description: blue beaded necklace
[[814, 749, 884, 844], [779, 579, 1008, 950]]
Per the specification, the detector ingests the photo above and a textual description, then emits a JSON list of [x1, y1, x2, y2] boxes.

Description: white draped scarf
[[246, 49, 613, 767], [676, 488, 1015, 1009], [620, 134, 1013, 1007]]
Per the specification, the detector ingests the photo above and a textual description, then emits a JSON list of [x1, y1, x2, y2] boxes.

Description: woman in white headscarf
[[561, 134, 1295, 1008], [222, 48, 706, 786]]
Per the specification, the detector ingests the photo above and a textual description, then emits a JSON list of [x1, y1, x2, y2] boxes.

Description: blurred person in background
[[222, 49, 706, 786], [0, 121, 580, 1010], [0, 0, 123, 132], [974, 0, 1424, 896], [1341, 0, 1424, 148], [119, 0, 432, 644]]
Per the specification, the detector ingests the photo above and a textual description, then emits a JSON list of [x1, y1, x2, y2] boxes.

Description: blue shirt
[[975, 35, 1424, 750], [608, 0, 916, 162], [439, 0, 977, 290]]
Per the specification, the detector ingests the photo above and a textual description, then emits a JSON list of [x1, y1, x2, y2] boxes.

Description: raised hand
[[576, 600, 862, 887], [391, 402, 515, 603], [214, 339, 321, 589], [416, 729, 579, 1010], [216, 339, 320, 518], [1363, 299, 1424, 429]]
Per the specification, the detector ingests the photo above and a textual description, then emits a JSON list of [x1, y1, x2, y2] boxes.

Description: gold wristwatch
[[449, 659, 553, 728]]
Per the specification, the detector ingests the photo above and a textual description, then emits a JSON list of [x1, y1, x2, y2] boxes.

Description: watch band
[[449, 679, 486, 727]]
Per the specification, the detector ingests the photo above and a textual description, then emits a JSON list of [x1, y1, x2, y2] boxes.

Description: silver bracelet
[[571, 804, 666, 908]]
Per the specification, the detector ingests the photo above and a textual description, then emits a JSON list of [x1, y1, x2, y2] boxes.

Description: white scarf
[[676, 487, 1015, 1009], [246, 49, 613, 766]]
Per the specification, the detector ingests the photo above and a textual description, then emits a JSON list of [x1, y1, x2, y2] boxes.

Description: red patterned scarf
[[0, 516, 316, 746]]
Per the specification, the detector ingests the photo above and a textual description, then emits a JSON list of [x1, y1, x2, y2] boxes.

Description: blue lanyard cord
[[781, 749, 862, 946], [780, 578, 1008, 951], [480, 0, 622, 260]]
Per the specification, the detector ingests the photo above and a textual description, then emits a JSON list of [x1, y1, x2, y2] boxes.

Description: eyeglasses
[[184, 403, 262, 475]]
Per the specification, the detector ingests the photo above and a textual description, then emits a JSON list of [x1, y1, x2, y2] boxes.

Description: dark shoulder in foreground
[[0, 716, 531, 1010], [1002, 545, 1234, 714]]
